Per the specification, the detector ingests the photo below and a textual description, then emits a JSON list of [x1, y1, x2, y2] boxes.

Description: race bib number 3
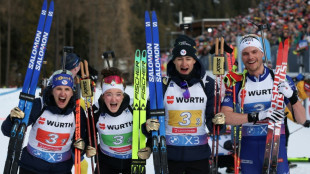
[[36, 128, 70, 146], [101, 132, 132, 147], [168, 110, 202, 127]]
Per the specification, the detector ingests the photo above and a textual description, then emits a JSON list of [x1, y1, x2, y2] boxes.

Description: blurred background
[[0, 0, 309, 87]]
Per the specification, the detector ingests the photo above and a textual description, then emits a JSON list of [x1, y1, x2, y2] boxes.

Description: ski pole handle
[[62, 46, 74, 72], [102, 51, 115, 68]]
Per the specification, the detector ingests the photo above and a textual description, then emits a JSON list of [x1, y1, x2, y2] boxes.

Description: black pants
[[19, 167, 71, 174], [168, 158, 210, 174], [96, 165, 132, 174]]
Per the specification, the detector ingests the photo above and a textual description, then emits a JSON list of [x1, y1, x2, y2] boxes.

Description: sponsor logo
[[99, 123, 105, 130], [241, 159, 253, 164], [224, 98, 230, 103], [167, 96, 174, 104], [175, 97, 204, 103], [172, 127, 197, 133], [180, 49, 187, 56], [38, 117, 46, 124], [38, 142, 62, 151], [110, 145, 132, 153], [46, 120, 73, 128], [248, 89, 272, 96], [107, 121, 132, 130], [168, 136, 180, 144], [61, 80, 68, 85]]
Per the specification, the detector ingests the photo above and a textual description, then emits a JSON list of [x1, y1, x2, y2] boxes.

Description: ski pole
[[75, 77, 81, 174], [80, 61, 95, 174]]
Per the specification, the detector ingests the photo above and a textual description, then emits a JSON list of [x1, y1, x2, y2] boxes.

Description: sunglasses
[[53, 69, 73, 76], [102, 75, 123, 84], [180, 81, 190, 99], [240, 34, 260, 44]]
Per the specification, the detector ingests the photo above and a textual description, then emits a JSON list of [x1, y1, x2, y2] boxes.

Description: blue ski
[[145, 11, 168, 174], [4, 1, 54, 173]]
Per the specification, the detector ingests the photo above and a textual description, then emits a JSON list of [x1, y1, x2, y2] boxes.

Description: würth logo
[[99, 123, 105, 130], [38, 117, 46, 125], [167, 96, 174, 104]]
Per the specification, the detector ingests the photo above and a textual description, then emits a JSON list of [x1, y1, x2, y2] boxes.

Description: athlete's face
[[242, 46, 264, 76], [103, 88, 124, 113], [70, 62, 80, 78], [173, 56, 196, 75], [52, 86, 73, 109]]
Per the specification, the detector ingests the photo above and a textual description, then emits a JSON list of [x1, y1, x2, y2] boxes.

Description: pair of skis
[[145, 11, 168, 174], [4, 1, 54, 174], [262, 39, 289, 174], [131, 49, 147, 174]]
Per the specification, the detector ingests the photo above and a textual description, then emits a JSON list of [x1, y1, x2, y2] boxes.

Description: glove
[[303, 120, 310, 128], [10, 107, 25, 120], [137, 147, 151, 160], [73, 138, 85, 150], [278, 81, 298, 105], [248, 108, 285, 123], [86, 146, 96, 158], [212, 113, 225, 125], [146, 118, 160, 133], [278, 81, 293, 98]]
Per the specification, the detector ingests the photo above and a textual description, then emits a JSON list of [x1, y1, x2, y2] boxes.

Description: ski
[[4, 1, 54, 174], [75, 77, 81, 174], [145, 11, 168, 174], [131, 49, 147, 174], [262, 39, 289, 174], [288, 157, 310, 162]]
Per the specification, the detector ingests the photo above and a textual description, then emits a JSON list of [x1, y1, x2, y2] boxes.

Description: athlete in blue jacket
[[2, 72, 88, 174], [220, 34, 307, 174]]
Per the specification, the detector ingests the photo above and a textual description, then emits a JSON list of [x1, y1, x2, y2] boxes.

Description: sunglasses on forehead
[[53, 69, 73, 76], [102, 75, 123, 84], [180, 81, 190, 99], [240, 34, 260, 43]]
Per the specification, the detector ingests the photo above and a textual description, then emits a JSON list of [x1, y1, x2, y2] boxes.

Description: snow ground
[[0, 87, 309, 174]]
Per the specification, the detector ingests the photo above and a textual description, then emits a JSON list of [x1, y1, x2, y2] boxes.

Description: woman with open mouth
[[2, 71, 89, 174], [91, 67, 152, 174]]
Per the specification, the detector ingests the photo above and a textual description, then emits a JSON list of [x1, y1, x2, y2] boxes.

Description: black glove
[[303, 120, 310, 128], [248, 108, 285, 123]]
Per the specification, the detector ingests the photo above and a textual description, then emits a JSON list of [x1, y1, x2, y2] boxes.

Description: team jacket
[[92, 93, 133, 170], [221, 67, 296, 136], [1, 86, 87, 174], [158, 56, 218, 162]]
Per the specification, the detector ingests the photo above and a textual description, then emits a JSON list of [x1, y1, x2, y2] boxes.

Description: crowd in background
[[195, 0, 310, 56]]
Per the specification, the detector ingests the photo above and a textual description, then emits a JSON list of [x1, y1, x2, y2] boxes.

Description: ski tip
[[49, 0, 55, 8], [152, 11, 157, 17], [145, 11, 150, 17], [135, 49, 141, 57], [142, 50, 147, 58]]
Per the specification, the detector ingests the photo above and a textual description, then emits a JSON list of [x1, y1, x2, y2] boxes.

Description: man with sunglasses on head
[[145, 35, 219, 174], [220, 34, 307, 173]]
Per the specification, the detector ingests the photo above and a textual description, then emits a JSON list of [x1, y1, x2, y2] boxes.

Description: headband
[[239, 35, 263, 54]]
